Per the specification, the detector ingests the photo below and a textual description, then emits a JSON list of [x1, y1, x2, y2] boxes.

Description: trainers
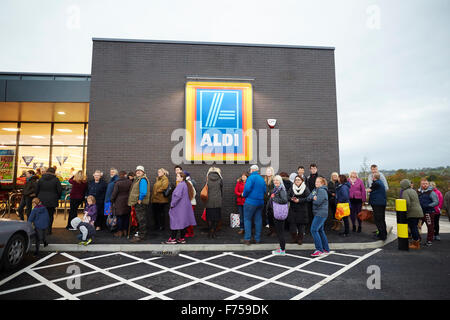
[[271, 248, 286, 255], [322, 250, 330, 255], [177, 238, 186, 244], [84, 238, 92, 246], [434, 235, 441, 241], [425, 241, 432, 247], [311, 250, 323, 257], [165, 237, 177, 244]]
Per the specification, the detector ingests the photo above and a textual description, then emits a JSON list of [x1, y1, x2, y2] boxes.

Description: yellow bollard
[[395, 199, 409, 251]]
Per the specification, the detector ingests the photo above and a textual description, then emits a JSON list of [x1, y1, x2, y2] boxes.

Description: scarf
[[292, 182, 306, 196]]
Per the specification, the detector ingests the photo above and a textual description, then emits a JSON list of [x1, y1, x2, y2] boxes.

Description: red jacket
[[234, 181, 246, 206]]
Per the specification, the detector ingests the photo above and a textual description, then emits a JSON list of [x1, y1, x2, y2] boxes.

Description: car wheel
[[2, 233, 26, 270]]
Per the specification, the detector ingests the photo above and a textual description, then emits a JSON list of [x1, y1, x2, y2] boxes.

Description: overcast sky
[[1, 0, 449, 173]]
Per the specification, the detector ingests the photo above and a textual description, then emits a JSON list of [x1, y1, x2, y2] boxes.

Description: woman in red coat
[[234, 172, 248, 234]]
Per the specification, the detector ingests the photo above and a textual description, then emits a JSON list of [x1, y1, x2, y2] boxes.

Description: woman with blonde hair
[[328, 172, 339, 231], [67, 170, 87, 230], [151, 168, 170, 231], [349, 171, 366, 233], [264, 167, 276, 236]]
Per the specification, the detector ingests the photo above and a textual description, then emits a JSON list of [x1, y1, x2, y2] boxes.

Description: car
[[0, 219, 35, 271]]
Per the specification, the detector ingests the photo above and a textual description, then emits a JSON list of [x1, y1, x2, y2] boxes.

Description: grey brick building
[[87, 38, 339, 223]]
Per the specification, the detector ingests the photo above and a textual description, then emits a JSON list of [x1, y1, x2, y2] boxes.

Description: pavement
[[38, 214, 393, 252]]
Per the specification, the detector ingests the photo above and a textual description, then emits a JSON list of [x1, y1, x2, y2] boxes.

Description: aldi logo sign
[[185, 82, 253, 162]]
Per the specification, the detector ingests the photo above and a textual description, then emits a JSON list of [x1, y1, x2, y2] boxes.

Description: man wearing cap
[[128, 166, 151, 243], [241, 165, 267, 245]]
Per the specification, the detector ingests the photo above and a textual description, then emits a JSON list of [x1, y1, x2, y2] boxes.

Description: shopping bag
[[230, 213, 240, 228], [273, 202, 289, 220], [357, 208, 374, 222], [131, 206, 138, 227], [106, 214, 117, 232], [201, 208, 207, 222], [335, 202, 351, 220], [200, 184, 208, 202]]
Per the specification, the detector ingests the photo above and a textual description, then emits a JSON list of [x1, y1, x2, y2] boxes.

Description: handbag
[[335, 202, 351, 220], [163, 183, 173, 198], [273, 201, 289, 220], [357, 208, 374, 222], [200, 184, 208, 202], [106, 213, 118, 232]]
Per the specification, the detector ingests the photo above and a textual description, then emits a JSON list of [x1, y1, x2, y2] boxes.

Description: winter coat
[[336, 182, 351, 204], [368, 172, 389, 190], [349, 178, 367, 202], [368, 180, 387, 206], [234, 180, 246, 206], [151, 175, 170, 204], [84, 204, 97, 222], [105, 175, 119, 203], [417, 186, 439, 214], [243, 171, 267, 206], [28, 205, 50, 230], [327, 180, 337, 203], [205, 172, 223, 209], [69, 177, 87, 200], [443, 191, 450, 215], [23, 175, 38, 197], [270, 185, 288, 205], [282, 177, 293, 192], [264, 176, 274, 201], [400, 179, 423, 219], [128, 175, 151, 206], [169, 181, 197, 230], [86, 179, 108, 204], [306, 173, 319, 193], [307, 185, 329, 218], [288, 183, 311, 224], [36, 173, 63, 208], [432, 187, 444, 213], [111, 177, 133, 216]]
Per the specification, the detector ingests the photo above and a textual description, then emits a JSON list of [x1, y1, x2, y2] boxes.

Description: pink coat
[[433, 188, 444, 213], [349, 178, 367, 202]]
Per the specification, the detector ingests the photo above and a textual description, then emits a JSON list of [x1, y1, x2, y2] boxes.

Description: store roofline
[[92, 37, 335, 51]]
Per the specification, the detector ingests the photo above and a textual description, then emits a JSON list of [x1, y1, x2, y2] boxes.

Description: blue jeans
[[244, 203, 263, 242], [311, 216, 330, 252], [237, 205, 244, 230]]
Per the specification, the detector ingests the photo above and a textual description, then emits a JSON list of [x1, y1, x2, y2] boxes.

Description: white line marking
[[26, 269, 79, 300], [290, 248, 382, 300], [60, 252, 170, 300], [0, 252, 56, 288]]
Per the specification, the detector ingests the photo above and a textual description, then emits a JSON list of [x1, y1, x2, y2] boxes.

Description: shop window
[[17, 146, 50, 184], [19, 123, 51, 145], [51, 146, 84, 180], [53, 123, 85, 146], [0, 123, 19, 145]]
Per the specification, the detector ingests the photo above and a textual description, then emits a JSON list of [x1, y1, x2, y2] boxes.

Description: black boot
[[352, 225, 357, 232], [357, 225, 362, 233]]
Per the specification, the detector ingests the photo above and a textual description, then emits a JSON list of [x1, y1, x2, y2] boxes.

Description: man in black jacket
[[36, 167, 62, 234], [306, 164, 319, 233], [17, 170, 38, 220]]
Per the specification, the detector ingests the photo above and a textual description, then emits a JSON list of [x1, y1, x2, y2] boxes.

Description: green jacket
[[400, 179, 424, 219], [128, 175, 151, 206], [151, 175, 169, 203]]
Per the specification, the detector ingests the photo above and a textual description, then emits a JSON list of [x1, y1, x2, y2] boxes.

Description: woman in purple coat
[[349, 171, 367, 233], [165, 172, 197, 244]]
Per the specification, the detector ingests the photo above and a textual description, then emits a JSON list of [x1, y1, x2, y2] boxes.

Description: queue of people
[[16, 162, 449, 257]]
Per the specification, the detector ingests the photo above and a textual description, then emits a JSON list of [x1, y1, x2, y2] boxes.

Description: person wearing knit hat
[[128, 165, 151, 242]]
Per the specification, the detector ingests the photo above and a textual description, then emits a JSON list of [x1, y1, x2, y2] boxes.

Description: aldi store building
[[1, 38, 339, 218]]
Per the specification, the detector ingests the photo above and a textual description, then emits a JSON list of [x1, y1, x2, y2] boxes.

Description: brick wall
[[87, 40, 339, 224]]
